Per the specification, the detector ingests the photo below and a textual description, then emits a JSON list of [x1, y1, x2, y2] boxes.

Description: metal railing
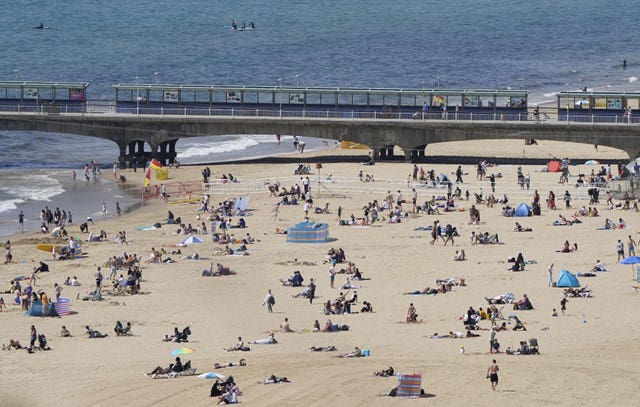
[[1, 102, 639, 124]]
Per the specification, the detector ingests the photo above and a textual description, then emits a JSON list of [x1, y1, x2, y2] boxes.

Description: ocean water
[[1, 0, 639, 234]]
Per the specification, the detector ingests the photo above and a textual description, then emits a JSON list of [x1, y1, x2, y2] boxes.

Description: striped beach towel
[[54, 298, 71, 316], [396, 374, 422, 397]]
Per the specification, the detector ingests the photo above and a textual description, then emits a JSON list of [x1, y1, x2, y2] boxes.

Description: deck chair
[[528, 338, 539, 354], [396, 374, 422, 397]]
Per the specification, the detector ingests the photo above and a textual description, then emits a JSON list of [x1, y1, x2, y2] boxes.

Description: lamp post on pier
[[14, 69, 19, 81], [154, 72, 160, 85], [421, 81, 426, 120], [278, 78, 283, 118], [135, 76, 140, 116], [295, 74, 300, 87]]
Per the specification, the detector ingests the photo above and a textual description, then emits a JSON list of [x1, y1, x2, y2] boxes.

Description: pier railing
[[2, 102, 640, 124]]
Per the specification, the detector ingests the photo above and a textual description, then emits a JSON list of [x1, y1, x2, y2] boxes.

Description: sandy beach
[[1, 139, 639, 407]]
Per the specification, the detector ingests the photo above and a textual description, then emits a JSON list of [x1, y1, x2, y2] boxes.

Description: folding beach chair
[[396, 374, 422, 397]]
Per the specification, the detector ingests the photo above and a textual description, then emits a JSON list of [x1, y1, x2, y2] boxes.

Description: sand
[[1, 139, 639, 407]]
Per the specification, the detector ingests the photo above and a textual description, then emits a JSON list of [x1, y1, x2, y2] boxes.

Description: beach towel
[[396, 374, 422, 397]]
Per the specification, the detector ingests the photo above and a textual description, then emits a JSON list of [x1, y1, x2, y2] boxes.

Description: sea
[[1, 0, 639, 236]]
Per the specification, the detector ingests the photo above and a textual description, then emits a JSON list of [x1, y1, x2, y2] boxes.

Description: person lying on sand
[[250, 332, 277, 345], [308, 345, 337, 352], [2, 339, 23, 350], [85, 325, 107, 338], [258, 374, 291, 384], [224, 337, 250, 352], [404, 287, 438, 295], [213, 359, 247, 369], [373, 367, 394, 377]]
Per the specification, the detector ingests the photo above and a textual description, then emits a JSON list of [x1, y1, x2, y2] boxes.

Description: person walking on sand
[[628, 235, 636, 256], [617, 239, 625, 261], [263, 289, 275, 313], [329, 263, 336, 288], [560, 297, 568, 316], [547, 264, 554, 287], [487, 359, 499, 391], [308, 278, 316, 304], [101, 202, 107, 218]]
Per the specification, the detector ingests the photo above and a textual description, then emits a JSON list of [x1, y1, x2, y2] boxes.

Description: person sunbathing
[[308, 345, 337, 352], [406, 303, 418, 322], [280, 318, 294, 333], [85, 325, 107, 338], [281, 271, 304, 287], [559, 240, 571, 253], [513, 222, 532, 232], [454, 249, 466, 261], [338, 346, 363, 358], [590, 260, 606, 272], [60, 326, 72, 337], [342, 277, 360, 290], [466, 330, 480, 337], [250, 332, 277, 344], [214, 359, 247, 369], [146, 359, 184, 376], [259, 374, 290, 384], [225, 337, 250, 352], [373, 367, 395, 377], [2, 339, 23, 350], [360, 301, 373, 313], [404, 287, 437, 295], [494, 322, 508, 332], [114, 321, 132, 336], [448, 331, 464, 338], [292, 286, 312, 298]]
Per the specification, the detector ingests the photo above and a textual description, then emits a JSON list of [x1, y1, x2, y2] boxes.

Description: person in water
[[249, 22, 255, 29], [231, 20, 237, 30]]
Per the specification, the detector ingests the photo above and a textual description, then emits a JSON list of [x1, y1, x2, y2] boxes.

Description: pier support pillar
[[117, 142, 127, 169]]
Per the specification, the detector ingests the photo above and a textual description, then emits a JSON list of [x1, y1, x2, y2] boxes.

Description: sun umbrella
[[181, 235, 204, 245], [198, 372, 226, 380], [171, 347, 195, 356], [620, 256, 640, 280], [584, 160, 600, 165]]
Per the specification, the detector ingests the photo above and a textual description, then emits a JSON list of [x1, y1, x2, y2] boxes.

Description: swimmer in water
[[231, 20, 237, 30]]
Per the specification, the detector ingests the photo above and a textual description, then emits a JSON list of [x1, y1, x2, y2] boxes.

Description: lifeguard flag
[[143, 167, 152, 187], [150, 159, 163, 170], [433, 95, 444, 106]]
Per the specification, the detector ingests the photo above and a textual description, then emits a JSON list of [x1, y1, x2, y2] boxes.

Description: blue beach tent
[[556, 269, 580, 288], [25, 301, 59, 317], [514, 202, 531, 217]]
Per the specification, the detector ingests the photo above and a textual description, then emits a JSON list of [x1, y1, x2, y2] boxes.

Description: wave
[[178, 137, 260, 159], [628, 76, 638, 83], [0, 173, 65, 202], [0, 198, 25, 214]]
